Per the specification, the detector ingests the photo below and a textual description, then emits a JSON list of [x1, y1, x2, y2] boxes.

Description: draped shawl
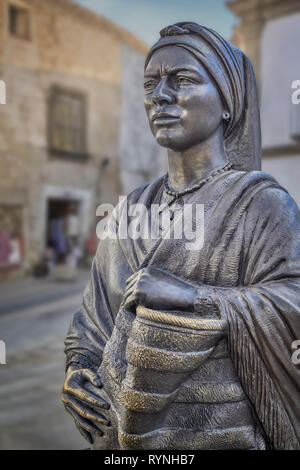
[[65, 170, 300, 449]]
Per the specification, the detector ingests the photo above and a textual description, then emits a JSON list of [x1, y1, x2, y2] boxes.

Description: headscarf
[[145, 22, 261, 171]]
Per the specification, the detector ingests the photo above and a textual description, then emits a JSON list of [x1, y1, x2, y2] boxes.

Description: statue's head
[[144, 22, 262, 171], [144, 27, 226, 152]]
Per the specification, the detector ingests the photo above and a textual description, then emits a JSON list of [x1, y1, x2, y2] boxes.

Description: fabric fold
[[64, 169, 300, 449]]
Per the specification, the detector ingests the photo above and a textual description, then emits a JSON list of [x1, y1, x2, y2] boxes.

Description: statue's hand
[[122, 266, 197, 313], [61, 364, 111, 444]]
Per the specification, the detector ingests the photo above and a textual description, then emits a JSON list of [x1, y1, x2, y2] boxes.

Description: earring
[[223, 111, 230, 121]]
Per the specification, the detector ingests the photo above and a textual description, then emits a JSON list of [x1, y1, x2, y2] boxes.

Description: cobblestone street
[[0, 271, 91, 450]]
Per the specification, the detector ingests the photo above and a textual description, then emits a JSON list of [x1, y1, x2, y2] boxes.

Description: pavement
[[0, 269, 91, 450]]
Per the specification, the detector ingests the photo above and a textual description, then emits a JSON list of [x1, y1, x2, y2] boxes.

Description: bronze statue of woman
[[61, 23, 300, 450]]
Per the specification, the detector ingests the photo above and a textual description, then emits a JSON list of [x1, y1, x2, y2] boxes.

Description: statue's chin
[[155, 130, 186, 151], [153, 126, 204, 152], [155, 137, 191, 153], [155, 136, 172, 149]]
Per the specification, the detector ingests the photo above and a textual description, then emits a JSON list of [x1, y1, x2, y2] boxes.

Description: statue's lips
[[152, 113, 180, 126]]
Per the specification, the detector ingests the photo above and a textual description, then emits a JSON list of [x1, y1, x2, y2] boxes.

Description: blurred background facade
[[0, 0, 165, 281], [228, 0, 300, 208]]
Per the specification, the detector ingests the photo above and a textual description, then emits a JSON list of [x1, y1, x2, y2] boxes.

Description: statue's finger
[[122, 286, 135, 303], [65, 405, 103, 437], [125, 271, 138, 285], [124, 278, 137, 292], [75, 421, 94, 444], [81, 368, 103, 388], [62, 394, 110, 426], [121, 285, 136, 307], [64, 382, 110, 410]]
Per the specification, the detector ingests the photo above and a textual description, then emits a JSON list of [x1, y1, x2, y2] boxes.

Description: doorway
[[46, 198, 80, 263]]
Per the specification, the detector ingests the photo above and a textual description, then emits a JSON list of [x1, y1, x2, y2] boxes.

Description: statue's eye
[[176, 76, 193, 86], [144, 81, 158, 92]]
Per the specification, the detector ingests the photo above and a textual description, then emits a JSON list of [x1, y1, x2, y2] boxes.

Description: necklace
[[163, 161, 232, 198]]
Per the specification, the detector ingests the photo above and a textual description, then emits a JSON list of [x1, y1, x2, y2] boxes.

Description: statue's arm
[[62, 201, 131, 444], [61, 258, 117, 444], [123, 186, 300, 319]]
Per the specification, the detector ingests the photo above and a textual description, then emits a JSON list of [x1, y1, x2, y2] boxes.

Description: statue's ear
[[225, 53, 261, 172]]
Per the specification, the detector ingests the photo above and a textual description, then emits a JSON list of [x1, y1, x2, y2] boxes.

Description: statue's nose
[[151, 79, 174, 106]]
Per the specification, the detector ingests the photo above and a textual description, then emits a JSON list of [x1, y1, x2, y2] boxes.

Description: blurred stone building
[[228, 0, 300, 206], [0, 0, 165, 279]]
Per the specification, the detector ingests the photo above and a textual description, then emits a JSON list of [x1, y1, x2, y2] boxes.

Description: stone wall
[[0, 0, 159, 277], [260, 13, 300, 207], [0, 62, 123, 267], [0, 0, 147, 80], [228, 1, 300, 208]]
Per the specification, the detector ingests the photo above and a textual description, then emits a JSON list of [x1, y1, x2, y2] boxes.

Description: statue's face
[[144, 46, 224, 151]]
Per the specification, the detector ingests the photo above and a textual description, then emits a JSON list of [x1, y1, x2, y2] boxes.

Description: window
[[49, 88, 87, 158], [9, 4, 31, 41]]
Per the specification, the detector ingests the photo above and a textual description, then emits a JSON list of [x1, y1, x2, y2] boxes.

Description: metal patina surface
[[62, 23, 300, 450]]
